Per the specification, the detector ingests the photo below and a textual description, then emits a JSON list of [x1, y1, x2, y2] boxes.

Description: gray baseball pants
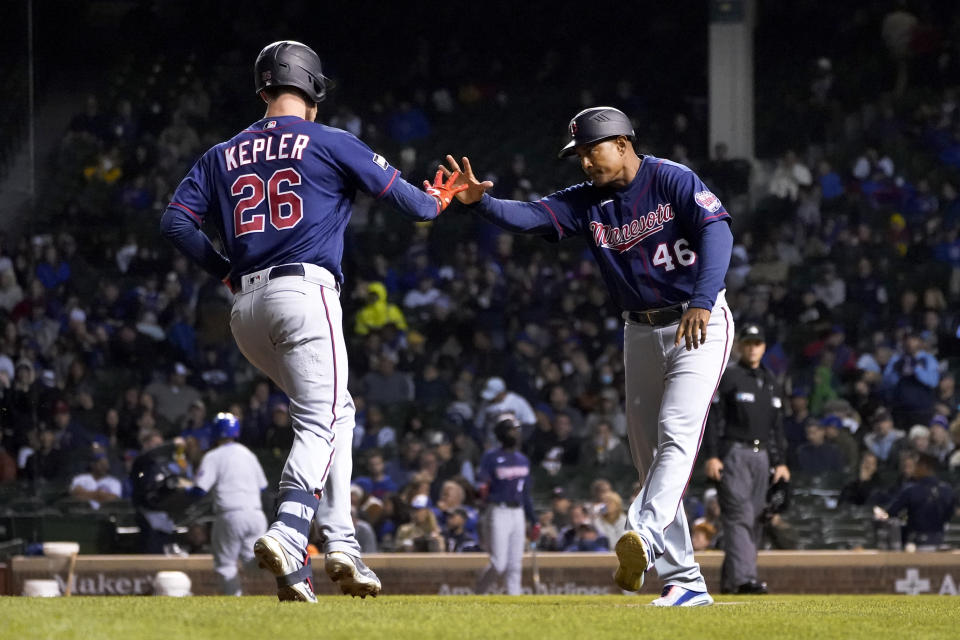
[[230, 264, 361, 560], [718, 443, 769, 592], [476, 505, 525, 595], [624, 292, 733, 592], [212, 509, 268, 595]]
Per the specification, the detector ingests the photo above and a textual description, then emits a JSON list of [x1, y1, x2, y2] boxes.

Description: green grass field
[[1, 595, 957, 640]]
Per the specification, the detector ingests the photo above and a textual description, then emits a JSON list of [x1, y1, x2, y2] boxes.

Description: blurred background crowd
[[0, 0, 959, 555]]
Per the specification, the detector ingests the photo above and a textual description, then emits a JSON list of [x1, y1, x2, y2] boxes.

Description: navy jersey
[[472, 156, 732, 311], [886, 476, 955, 536], [478, 448, 535, 521], [164, 115, 440, 282]]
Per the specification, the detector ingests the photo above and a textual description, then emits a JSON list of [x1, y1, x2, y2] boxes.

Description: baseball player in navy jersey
[[161, 40, 466, 603], [476, 414, 536, 595], [192, 413, 268, 595], [442, 106, 733, 606]]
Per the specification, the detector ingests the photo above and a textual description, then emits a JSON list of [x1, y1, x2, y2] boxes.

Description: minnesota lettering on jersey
[[224, 134, 310, 170], [495, 465, 529, 480], [589, 202, 674, 252]]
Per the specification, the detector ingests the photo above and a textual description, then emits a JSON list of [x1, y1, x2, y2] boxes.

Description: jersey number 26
[[231, 168, 304, 237]]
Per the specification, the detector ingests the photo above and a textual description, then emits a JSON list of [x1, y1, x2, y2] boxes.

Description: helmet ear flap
[[254, 40, 328, 104], [312, 74, 326, 103]]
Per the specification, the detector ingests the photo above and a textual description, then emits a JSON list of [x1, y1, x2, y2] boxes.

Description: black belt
[[235, 263, 305, 290], [493, 501, 521, 508], [626, 302, 688, 326], [267, 263, 306, 279], [725, 438, 766, 452]]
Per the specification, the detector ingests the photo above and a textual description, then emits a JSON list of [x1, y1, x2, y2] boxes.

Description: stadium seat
[[40, 515, 113, 555], [55, 497, 99, 516], [0, 537, 24, 560], [8, 497, 50, 514], [97, 499, 135, 515]]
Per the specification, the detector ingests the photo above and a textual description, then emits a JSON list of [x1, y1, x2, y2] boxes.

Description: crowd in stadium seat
[[1, 2, 959, 555]]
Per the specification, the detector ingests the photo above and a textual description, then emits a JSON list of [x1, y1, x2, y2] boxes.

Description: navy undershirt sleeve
[[469, 193, 560, 236], [689, 220, 733, 310], [381, 176, 442, 221], [160, 207, 232, 279]]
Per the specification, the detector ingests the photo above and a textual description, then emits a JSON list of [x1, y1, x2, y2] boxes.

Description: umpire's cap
[[255, 40, 330, 104], [214, 412, 240, 440], [739, 323, 766, 343], [558, 106, 635, 158]]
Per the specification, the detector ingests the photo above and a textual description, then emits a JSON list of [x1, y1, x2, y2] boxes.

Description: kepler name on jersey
[[224, 133, 310, 170]]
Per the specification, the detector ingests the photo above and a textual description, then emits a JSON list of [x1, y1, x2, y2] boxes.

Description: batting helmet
[[558, 106, 635, 158], [493, 413, 521, 446], [254, 40, 329, 104], [215, 412, 240, 440]]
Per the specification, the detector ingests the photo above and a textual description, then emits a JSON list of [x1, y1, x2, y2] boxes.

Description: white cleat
[[651, 585, 714, 607], [325, 551, 382, 598], [254, 534, 317, 603]]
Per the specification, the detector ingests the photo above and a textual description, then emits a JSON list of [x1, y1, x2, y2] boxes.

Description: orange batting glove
[[423, 169, 468, 213]]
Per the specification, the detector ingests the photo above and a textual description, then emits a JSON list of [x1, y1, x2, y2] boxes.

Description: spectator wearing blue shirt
[[863, 409, 907, 471], [354, 405, 397, 455], [563, 523, 610, 552], [817, 160, 845, 201], [433, 479, 479, 534], [794, 421, 847, 475], [35, 245, 71, 291], [386, 101, 431, 144], [883, 332, 940, 427], [384, 437, 424, 490], [353, 450, 399, 500]]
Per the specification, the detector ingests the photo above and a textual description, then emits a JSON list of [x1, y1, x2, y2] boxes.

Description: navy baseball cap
[[820, 415, 843, 429], [558, 107, 635, 158]]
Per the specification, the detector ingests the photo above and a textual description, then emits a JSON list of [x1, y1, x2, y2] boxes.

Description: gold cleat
[[614, 531, 650, 592]]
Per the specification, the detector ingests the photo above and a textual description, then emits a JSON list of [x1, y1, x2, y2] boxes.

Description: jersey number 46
[[231, 168, 304, 236], [652, 238, 696, 271]]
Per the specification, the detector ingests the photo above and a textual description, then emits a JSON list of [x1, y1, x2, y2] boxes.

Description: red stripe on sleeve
[[536, 200, 564, 239], [170, 202, 202, 225], [702, 212, 730, 222], [376, 169, 399, 199]]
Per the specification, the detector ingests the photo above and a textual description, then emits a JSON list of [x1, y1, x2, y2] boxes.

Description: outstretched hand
[[423, 169, 468, 213], [438, 155, 494, 205]]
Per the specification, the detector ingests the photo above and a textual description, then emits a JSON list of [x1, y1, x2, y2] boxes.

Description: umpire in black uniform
[[703, 324, 790, 594]]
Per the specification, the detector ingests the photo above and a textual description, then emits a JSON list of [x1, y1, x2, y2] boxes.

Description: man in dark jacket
[[704, 324, 790, 595], [876, 453, 956, 549]]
